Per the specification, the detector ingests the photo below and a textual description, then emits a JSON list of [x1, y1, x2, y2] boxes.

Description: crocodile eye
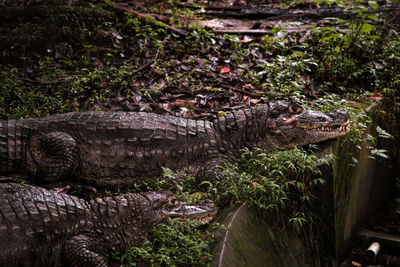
[[167, 196, 179, 206], [288, 104, 303, 114]]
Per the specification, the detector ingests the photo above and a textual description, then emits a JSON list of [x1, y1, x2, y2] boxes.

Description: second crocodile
[[0, 182, 217, 266]]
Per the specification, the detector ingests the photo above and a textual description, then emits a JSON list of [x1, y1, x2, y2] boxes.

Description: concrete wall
[[334, 131, 397, 262], [212, 203, 312, 267]]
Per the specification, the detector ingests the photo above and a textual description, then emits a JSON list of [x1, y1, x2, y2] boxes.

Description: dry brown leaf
[[174, 99, 197, 108]]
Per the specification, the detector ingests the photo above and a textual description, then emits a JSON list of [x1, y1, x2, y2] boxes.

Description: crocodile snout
[[326, 109, 350, 125]]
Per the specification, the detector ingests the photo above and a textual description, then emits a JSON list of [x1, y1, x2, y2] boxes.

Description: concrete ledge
[[357, 229, 400, 247]]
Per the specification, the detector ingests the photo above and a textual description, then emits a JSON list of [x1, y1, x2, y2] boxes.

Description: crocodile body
[[0, 100, 350, 187], [0, 183, 216, 266]]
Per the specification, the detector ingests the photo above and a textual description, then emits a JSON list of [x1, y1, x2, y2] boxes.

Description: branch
[[179, 4, 397, 20], [111, 3, 188, 37]]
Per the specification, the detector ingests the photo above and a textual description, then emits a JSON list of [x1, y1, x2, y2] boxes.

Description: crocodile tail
[[0, 120, 8, 171], [0, 120, 26, 173]]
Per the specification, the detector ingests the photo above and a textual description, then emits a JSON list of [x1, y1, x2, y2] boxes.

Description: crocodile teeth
[[191, 214, 214, 224], [315, 125, 348, 132]]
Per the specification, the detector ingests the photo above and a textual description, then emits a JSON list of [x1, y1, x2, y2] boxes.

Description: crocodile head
[[142, 192, 218, 224], [266, 100, 350, 150]]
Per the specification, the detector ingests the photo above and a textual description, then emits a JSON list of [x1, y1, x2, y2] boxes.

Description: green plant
[[365, 126, 394, 159], [244, 52, 317, 98], [13, 175, 27, 184], [306, 0, 384, 90], [205, 147, 331, 229], [0, 66, 63, 119], [343, 110, 394, 165], [112, 219, 221, 266], [378, 39, 400, 119]]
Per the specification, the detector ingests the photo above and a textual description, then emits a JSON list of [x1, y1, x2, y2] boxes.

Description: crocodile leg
[[196, 157, 233, 181], [63, 235, 108, 267], [30, 132, 78, 183]]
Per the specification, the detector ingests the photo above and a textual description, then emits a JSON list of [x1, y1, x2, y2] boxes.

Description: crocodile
[[0, 100, 350, 187], [0, 182, 217, 266]]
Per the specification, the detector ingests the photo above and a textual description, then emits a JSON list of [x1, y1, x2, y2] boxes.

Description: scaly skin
[[0, 183, 217, 267], [0, 100, 350, 187]]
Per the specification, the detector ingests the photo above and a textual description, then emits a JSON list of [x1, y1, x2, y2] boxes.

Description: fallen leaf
[[196, 94, 208, 106], [369, 92, 384, 101], [371, 61, 385, 69], [220, 67, 232, 74], [250, 98, 260, 104], [214, 101, 230, 110], [54, 185, 71, 194], [123, 101, 138, 111], [174, 99, 197, 108], [149, 79, 166, 91], [130, 94, 142, 104], [157, 103, 171, 114], [242, 84, 254, 90], [111, 29, 123, 40]]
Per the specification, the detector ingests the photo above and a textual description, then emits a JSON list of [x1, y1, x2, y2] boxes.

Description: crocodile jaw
[[161, 199, 218, 225], [140, 192, 218, 225], [267, 102, 351, 149], [269, 121, 350, 149]]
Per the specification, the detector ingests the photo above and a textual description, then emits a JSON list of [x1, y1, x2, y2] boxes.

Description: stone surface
[[212, 203, 313, 267]]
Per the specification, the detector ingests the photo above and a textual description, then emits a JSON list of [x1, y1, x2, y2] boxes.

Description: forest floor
[[1, 0, 400, 266], [1, 0, 398, 123]]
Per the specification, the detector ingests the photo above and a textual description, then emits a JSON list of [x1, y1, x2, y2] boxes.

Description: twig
[[111, 3, 188, 37], [212, 29, 269, 35], [181, 5, 396, 19], [134, 37, 166, 73], [229, 87, 258, 97], [178, 3, 244, 11], [134, 61, 152, 73]]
